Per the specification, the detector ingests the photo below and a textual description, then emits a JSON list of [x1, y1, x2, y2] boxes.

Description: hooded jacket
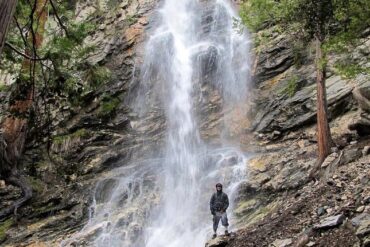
[[210, 190, 229, 214]]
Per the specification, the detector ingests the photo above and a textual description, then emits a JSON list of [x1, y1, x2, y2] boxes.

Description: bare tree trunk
[[0, 0, 48, 220], [0, 0, 18, 58], [315, 36, 333, 163]]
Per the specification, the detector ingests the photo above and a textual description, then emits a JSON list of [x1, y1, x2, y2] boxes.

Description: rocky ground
[[207, 151, 370, 247]]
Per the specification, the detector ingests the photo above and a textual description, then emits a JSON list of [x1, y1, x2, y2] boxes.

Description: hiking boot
[[212, 233, 217, 239], [225, 230, 230, 236]]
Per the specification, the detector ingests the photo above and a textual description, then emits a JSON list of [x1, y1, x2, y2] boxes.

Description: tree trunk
[[0, 0, 18, 58], [315, 36, 333, 164], [0, 0, 48, 219]]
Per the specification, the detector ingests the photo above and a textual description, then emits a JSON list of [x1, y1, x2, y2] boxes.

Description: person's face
[[216, 186, 222, 191]]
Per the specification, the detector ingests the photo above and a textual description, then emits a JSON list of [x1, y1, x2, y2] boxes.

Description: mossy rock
[[29, 177, 47, 194], [53, 128, 90, 145], [248, 157, 268, 173], [0, 218, 14, 243], [234, 199, 259, 217], [236, 200, 280, 228], [0, 84, 9, 92], [98, 96, 121, 118]]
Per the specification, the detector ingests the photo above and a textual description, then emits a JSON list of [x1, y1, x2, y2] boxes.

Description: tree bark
[[315, 36, 333, 164], [0, 0, 18, 59]]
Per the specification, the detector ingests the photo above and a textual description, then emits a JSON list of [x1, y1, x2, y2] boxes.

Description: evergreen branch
[[49, 0, 70, 37], [5, 42, 48, 61], [13, 16, 29, 49]]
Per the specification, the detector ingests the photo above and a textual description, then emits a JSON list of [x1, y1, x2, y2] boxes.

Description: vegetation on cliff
[[0, 0, 110, 220], [240, 0, 370, 171]]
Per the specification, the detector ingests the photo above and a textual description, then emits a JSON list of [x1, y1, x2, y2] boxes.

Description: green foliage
[[84, 65, 112, 89], [53, 128, 90, 145], [334, 62, 370, 79], [280, 75, 299, 97], [126, 15, 138, 25], [0, 0, 106, 109], [292, 40, 306, 67], [107, 0, 120, 9], [332, 0, 370, 36], [239, 0, 299, 31], [253, 26, 282, 48], [0, 218, 13, 242], [29, 177, 46, 194], [240, 0, 370, 40], [317, 57, 328, 71], [0, 84, 9, 92], [240, 0, 370, 79], [98, 96, 121, 117]]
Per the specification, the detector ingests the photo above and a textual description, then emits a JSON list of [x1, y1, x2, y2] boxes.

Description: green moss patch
[[98, 96, 121, 117], [53, 128, 90, 145], [29, 177, 46, 194], [236, 199, 280, 228], [279, 75, 299, 97], [0, 84, 9, 92], [0, 218, 14, 242]]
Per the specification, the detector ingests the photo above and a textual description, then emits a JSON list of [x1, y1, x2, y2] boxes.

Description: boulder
[[352, 213, 370, 227], [353, 82, 370, 113], [321, 152, 339, 168], [314, 214, 345, 230], [269, 238, 293, 247], [356, 219, 370, 238], [205, 236, 230, 247], [339, 148, 363, 166], [363, 146, 370, 156], [348, 112, 370, 136]]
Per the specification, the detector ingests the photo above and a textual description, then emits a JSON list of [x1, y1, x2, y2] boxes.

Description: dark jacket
[[210, 191, 229, 214]]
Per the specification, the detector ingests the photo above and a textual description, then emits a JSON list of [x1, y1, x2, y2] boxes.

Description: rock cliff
[[0, 0, 369, 247]]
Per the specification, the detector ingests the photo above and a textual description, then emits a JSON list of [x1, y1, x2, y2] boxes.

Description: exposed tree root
[[0, 170, 33, 221]]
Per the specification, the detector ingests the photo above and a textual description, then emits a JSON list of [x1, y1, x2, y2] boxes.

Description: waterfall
[[142, 0, 250, 246], [61, 0, 251, 246]]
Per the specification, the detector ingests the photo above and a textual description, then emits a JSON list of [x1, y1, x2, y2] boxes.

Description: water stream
[[62, 0, 251, 246]]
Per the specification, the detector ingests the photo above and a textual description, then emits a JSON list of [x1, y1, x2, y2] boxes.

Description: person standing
[[209, 183, 230, 239]]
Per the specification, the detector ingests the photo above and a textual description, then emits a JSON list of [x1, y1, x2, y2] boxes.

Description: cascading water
[[61, 0, 251, 246], [142, 0, 251, 246]]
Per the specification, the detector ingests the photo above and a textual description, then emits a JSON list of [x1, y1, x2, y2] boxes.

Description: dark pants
[[213, 211, 229, 232]]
